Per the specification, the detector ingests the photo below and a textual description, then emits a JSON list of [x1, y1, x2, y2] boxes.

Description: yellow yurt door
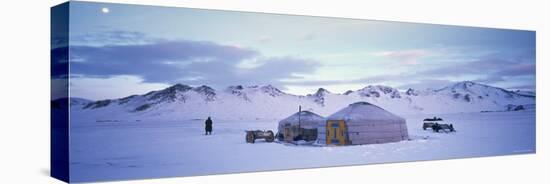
[[326, 120, 348, 145]]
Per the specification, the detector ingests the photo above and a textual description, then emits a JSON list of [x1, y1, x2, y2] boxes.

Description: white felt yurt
[[277, 111, 325, 142], [318, 102, 408, 145]]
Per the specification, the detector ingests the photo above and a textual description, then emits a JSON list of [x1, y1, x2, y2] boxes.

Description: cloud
[[281, 79, 347, 86], [281, 74, 405, 87], [418, 58, 510, 76], [418, 55, 535, 84], [69, 39, 320, 89], [494, 63, 535, 77], [70, 40, 257, 81], [300, 33, 315, 41], [70, 30, 160, 46], [258, 36, 272, 44], [373, 49, 431, 65], [282, 50, 535, 90], [51, 47, 69, 79], [69, 75, 169, 100], [51, 36, 68, 48], [397, 79, 454, 90], [472, 63, 535, 84], [62, 30, 535, 96]]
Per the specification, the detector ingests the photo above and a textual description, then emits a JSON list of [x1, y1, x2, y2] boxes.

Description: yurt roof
[[326, 102, 403, 121], [279, 110, 325, 127]]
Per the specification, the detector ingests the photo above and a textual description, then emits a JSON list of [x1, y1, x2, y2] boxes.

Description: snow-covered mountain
[[70, 81, 535, 121]]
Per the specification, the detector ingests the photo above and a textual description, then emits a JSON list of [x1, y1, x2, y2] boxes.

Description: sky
[[57, 2, 536, 100]]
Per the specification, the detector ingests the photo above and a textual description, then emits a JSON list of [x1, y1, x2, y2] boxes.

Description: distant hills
[[68, 81, 535, 121]]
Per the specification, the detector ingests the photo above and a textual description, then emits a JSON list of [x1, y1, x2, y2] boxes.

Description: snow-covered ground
[[69, 110, 535, 182]]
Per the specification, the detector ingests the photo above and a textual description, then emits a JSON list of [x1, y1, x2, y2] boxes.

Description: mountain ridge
[[70, 81, 535, 121]]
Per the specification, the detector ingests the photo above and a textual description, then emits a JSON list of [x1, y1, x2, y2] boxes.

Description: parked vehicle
[[423, 117, 443, 130], [245, 130, 275, 143], [422, 117, 456, 132]]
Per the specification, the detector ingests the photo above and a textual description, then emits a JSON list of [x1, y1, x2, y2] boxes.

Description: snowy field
[[70, 110, 535, 182]]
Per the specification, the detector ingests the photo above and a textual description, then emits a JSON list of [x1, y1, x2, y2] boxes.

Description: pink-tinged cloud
[[373, 49, 432, 65]]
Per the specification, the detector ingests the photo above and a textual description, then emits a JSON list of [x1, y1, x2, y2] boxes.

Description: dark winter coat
[[205, 118, 213, 132]]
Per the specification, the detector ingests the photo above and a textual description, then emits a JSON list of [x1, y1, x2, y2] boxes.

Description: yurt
[[318, 102, 408, 145], [277, 110, 325, 142]]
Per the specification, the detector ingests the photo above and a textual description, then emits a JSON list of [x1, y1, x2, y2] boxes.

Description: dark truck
[[423, 117, 455, 132]]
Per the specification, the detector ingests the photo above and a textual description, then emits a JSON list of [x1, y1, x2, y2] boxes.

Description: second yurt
[[318, 102, 408, 145], [277, 110, 325, 142]]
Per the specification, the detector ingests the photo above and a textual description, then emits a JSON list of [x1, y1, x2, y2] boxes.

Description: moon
[[101, 7, 110, 14]]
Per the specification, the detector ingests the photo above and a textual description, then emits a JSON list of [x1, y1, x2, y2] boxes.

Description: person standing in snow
[[205, 117, 213, 135]]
